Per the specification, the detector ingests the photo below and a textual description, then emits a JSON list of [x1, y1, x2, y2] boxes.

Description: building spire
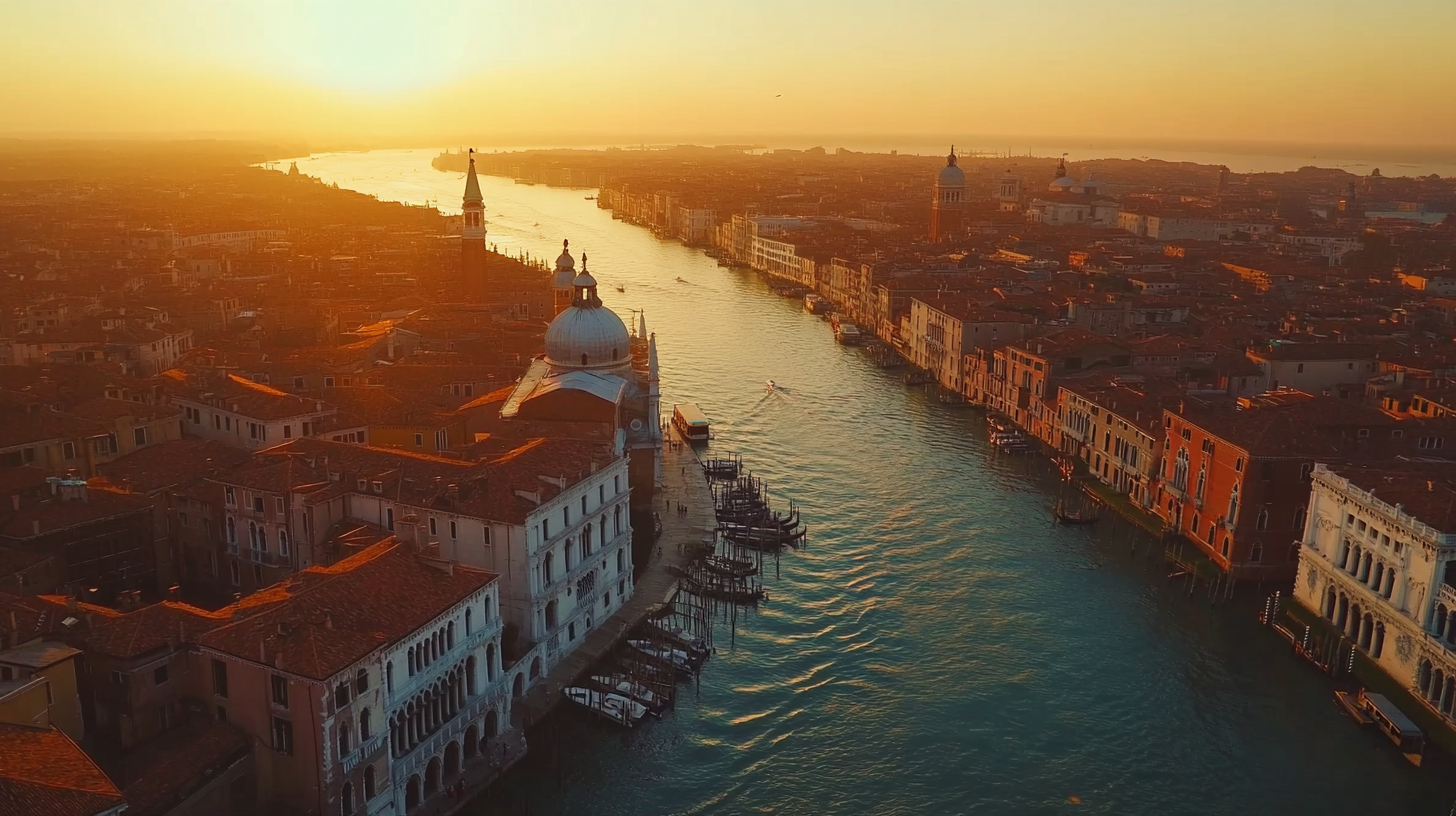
[[947, 145, 957, 167], [463, 148, 483, 204]]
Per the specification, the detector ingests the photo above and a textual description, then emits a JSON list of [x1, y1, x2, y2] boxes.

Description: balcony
[[388, 623, 501, 708], [342, 732, 386, 774], [1442, 582, 1456, 612], [392, 684, 510, 780]]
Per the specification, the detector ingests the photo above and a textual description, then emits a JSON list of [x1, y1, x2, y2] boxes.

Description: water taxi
[[672, 403, 712, 444], [766, 379, 777, 391], [564, 686, 647, 727], [833, 321, 863, 345], [1357, 691, 1425, 766], [804, 293, 829, 314], [590, 674, 665, 715]]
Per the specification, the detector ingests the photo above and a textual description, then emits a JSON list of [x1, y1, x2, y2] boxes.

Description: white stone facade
[[1294, 463, 1456, 727]]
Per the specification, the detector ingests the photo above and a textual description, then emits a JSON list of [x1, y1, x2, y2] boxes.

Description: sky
[[1, 0, 1453, 151]]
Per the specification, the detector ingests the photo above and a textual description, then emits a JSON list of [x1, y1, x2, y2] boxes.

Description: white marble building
[[1294, 462, 1456, 725]]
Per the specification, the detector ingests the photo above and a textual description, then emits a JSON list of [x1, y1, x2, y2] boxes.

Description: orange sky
[[2, 0, 1452, 149]]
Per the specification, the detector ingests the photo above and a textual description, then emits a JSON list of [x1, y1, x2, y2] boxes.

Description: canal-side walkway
[[513, 430, 716, 729]]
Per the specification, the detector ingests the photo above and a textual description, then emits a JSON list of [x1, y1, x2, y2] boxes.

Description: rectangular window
[[62, 441, 76, 459], [253, 497, 264, 513], [385, 508, 394, 530], [334, 682, 350, 709], [212, 659, 229, 698], [272, 717, 294, 755], [325, 376, 336, 387], [133, 427, 148, 447], [283, 425, 292, 439], [449, 520, 457, 540], [429, 517, 437, 536], [271, 674, 289, 708], [154, 665, 169, 685], [229, 560, 240, 585], [435, 429, 447, 449], [414, 433, 424, 447], [225, 486, 235, 506]]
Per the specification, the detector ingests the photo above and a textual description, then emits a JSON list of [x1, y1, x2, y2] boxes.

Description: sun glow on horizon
[[2, 0, 1454, 149]]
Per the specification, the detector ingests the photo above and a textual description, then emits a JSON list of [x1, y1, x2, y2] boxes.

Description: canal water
[[277, 149, 1456, 815]]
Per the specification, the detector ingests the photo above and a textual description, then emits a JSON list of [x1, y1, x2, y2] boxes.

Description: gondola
[[704, 554, 759, 578], [1053, 500, 1099, 525]]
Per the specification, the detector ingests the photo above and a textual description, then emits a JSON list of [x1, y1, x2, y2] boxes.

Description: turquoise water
[[280, 149, 1456, 815]]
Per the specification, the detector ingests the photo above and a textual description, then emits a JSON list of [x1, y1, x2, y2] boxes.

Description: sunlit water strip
[[276, 149, 1456, 815]]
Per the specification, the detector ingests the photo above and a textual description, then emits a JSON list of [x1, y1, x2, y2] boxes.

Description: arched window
[[465, 607, 472, 636], [341, 781, 354, 816], [407, 647, 415, 676], [248, 520, 259, 549], [581, 524, 592, 559], [483, 595, 492, 621], [545, 599, 558, 630], [1255, 508, 1269, 531], [359, 708, 371, 740], [486, 642, 497, 682], [1292, 505, 1306, 533], [338, 722, 351, 757], [581, 353, 588, 366], [1194, 464, 1206, 500], [1250, 542, 1263, 563], [386, 661, 393, 693], [226, 516, 236, 544], [1226, 485, 1239, 525], [466, 655, 477, 696], [1221, 536, 1230, 558], [355, 667, 368, 695], [278, 528, 289, 556], [447, 621, 454, 650], [614, 505, 622, 536], [543, 551, 554, 585], [364, 765, 376, 800]]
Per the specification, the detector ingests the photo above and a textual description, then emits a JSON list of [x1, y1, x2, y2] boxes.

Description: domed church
[[499, 244, 663, 561]]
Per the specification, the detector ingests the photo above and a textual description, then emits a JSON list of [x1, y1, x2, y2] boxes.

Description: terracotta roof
[[198, 539, 494, 680], [0, 723, 124, 816], [103, 436, 246, 490], [0, 483, 151, 540], [1247, 342, 1377, 362], [82, 601, 228, 660], [113, 722, 249, 816]]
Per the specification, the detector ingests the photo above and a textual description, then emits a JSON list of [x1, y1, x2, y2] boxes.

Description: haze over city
[[5, 3, 1456, 816], [4, 0, 1455, 157]]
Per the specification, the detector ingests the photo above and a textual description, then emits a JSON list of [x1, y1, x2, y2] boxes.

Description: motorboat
[[564, 686, 647, 726], [646, 622, 711, 661], [628, 639, 695, 675], [766, 379, 776, 391], [591, 674, 665, 714]]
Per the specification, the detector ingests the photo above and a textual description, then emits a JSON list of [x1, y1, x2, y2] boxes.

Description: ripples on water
[[291, 150, 1456, 816]]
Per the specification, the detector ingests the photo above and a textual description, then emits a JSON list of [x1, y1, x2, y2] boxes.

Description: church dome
[[551, 239, 576, 289], [544, 256, 631, 369], [1048, 176, 1076, 192], [937, 147, 965, 188]]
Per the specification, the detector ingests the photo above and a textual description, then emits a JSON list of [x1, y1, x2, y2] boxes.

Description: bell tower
[[461, 148, 487, 298], [552, 239, 576, 317], [929, 146, 965, 243]]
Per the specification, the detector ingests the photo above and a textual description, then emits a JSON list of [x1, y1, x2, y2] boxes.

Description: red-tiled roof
[[198, 539, 494, 680], [113, 722, 249, 816], [97, 439, 249, 495], [82, 601, 228, 660], [0, 723, 124, 816]]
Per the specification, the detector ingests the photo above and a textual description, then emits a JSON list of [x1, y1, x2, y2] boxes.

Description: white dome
[[545, 305, 631, 369], [937, 163, 965, 188], [1049, 176, 1076, 191]]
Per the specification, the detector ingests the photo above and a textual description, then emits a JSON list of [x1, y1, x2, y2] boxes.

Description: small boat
[[1053, 500, 1100, 525], [766, 379, 776, 391], [591, 674, 665, 714], [1335, 690, 1373, 725], [704, 554, 758, 578], [1357, 690, 1425, 766], [615, 285, 625, 292], [628, 640, 695, 675], [564, 686, 647, 726], [646, 622, 711, 661]]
